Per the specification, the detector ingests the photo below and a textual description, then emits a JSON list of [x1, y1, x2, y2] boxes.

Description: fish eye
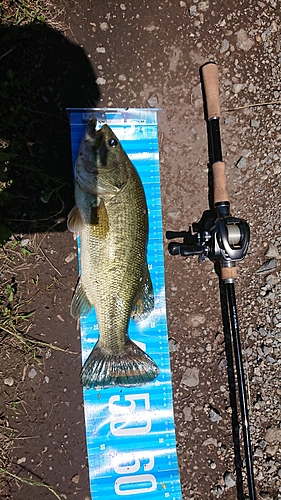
[[108, 138, 118, 147]]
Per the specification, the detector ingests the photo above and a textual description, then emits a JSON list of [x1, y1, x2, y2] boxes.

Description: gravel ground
[[64, 1, 281, 498], [1, 0, 281, 499]]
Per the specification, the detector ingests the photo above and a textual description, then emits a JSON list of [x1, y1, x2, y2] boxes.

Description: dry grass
[[0, 0, 68, 32]]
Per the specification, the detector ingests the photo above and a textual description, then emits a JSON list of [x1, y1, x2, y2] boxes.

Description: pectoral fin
[[90, 199, 109, 238], [67, 206, 83, 240], [70, 277, 92, 319], [131, 264, 154, 322]]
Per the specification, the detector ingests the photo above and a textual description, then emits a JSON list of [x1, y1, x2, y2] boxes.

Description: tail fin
[[81, 339, 160, 389]]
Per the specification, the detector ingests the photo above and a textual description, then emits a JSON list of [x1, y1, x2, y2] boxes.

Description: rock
[[198, 1, 209, 11], [96, 77, 106, 85], [224, 471, 235, 488], [220, 39, 229, 53], [209, 407, 222, 423], [266, 355, 276, 364], [168, 338, 179, 352], [273, 164, 281, 175], [265, 244, 281, 260], [100, 22, 109, 31], [65, 252, 76, 263], [189, 5, 197, 15], [202, 437, 217, 447], [118, 74, 127, 82], [250, 119, 260, 128], [236, 156, 247, 169], [71, 474, 80, 484], [28, 368, 37, 379], [183, 405, 193, 422], [235, 28, 255, 51], [224, 116, 233, 124], [215, 485, 224, 496], [4, 377, 14, 387], [265, 426, 281, 444], [181, 367, 199, 387], [260, 492, 273, 500], [188, 313, 206, 327], [233, 83, 243, 94], [218, 358, 228, 373], [147, 95, 158, 107], [256, 258, 276, 274], [20, 238, 30, 247], [267, 445, 278, 456]]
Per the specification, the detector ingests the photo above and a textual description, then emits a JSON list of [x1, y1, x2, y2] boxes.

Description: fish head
[[75, 118, 131, 196]]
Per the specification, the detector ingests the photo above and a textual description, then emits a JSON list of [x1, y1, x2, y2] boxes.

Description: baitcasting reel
[[167, 209, 250, 282]]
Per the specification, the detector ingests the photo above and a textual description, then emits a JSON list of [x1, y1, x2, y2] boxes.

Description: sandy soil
[[1, 1, 281, 499]]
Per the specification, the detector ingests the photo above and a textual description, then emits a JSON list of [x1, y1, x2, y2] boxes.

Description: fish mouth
[[84, 118, 104, 152]]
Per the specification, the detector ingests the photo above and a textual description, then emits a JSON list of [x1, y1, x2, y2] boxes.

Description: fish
[[67, 118, 160, 388]]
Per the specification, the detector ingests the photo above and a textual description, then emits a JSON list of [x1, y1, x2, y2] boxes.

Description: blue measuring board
[[67, 108, 182, 500]]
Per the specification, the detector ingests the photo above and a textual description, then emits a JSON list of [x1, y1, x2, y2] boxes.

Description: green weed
[[1, 0, 47, 26], [0, 468, 62, 499]]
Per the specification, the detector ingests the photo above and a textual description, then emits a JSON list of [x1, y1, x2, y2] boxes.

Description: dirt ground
[[1, 0, 281, 499]]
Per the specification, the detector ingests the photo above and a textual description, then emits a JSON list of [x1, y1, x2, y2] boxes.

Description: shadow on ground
[[0, 20, 100, 240]]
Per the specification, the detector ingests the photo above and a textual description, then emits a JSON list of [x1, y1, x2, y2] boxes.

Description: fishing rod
[[167, 62, 256, 500]]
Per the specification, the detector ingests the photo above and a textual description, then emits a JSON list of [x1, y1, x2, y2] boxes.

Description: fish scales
[[80, 169, 147, 349], [67, 118, 159, 388]]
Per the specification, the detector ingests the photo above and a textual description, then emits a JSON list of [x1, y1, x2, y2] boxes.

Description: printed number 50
[[109, 393, 151, 436]]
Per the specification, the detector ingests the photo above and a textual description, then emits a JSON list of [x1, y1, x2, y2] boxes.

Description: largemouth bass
[[67, 118, 159, 388]]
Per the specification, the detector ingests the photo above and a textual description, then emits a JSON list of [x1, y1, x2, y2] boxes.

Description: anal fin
[[131, 263, 154, 322]]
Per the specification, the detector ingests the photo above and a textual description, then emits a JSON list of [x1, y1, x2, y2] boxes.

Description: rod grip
[[221, 266, 237, 281], [212, 161, 229, 204], [202, 62, 221, 120]]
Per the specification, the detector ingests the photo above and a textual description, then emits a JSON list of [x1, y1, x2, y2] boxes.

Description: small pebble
[[250, 119, 260, 128], [181, 367, 199, 387], [236, 156, 247, 169], [71, 474, 80, 484], [96, 77, 106, 85], [20, 238, 30, 247], [265, 244, 281, 259], [65, 252, 76, 263], [224, 471, 235, 488], [4, 377, 14, 387], [28, 368, 37, 379], [220, 39, 229, 53], [189, 5, 197, 15], [147, 95, 158, 107], [209, 407, 222, 423]]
